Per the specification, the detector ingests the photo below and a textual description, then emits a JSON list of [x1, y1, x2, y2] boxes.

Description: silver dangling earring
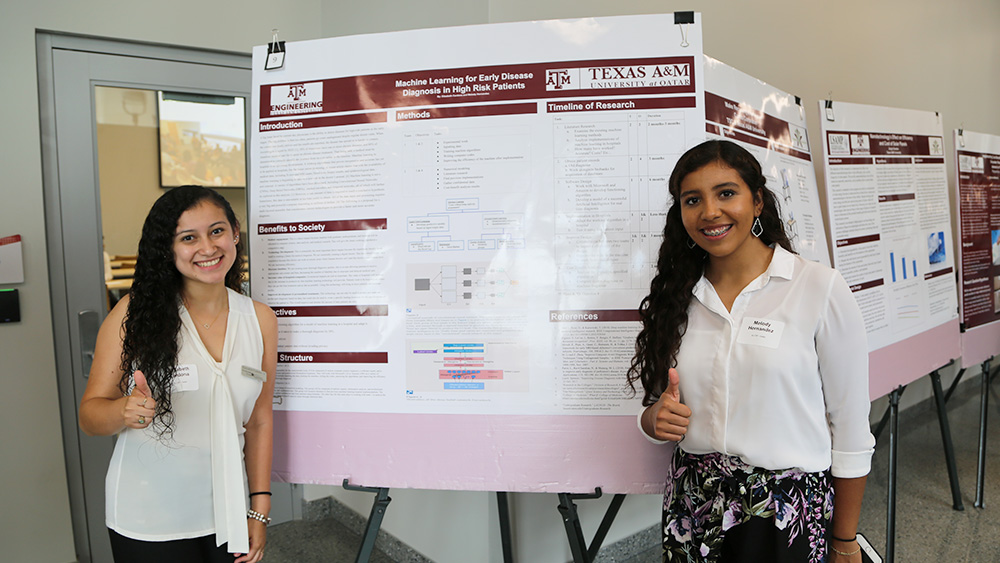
[[751, 217, 764, 238], [686, 238, 697, 249]]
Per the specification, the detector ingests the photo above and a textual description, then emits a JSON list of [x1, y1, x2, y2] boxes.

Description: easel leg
[[555, 489, 626, 563], [497, 492, 514, 563], [930, 370, 964, 510], [975, 359, 991, 509], [557, 492, 591, 563], [587, 494, 625, 562], [342, 479, 392, 563], [885, 386, 901, 563]]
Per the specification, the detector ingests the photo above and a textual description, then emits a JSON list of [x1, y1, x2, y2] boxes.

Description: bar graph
[[889, 252, 917, 283]]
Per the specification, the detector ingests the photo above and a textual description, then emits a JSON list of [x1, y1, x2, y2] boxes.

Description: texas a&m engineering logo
[[269, 82, 323, 115]]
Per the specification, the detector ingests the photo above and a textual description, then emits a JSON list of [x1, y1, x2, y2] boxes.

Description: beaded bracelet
[[247, 509, 272, 525]]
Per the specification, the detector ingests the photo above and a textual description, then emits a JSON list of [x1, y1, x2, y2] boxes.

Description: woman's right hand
[[121, 369, 156, 429], [643, 368, 691, 442]]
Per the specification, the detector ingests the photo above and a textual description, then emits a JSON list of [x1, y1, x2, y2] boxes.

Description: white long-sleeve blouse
[[642, 245, 875, 478]]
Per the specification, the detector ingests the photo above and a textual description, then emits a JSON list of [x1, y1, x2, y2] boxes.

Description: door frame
[[37, 31, 300, 562]]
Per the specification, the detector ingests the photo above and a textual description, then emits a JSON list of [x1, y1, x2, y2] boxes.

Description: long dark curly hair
[[627, 140, 793, 405], [119, 185, 245, 437]]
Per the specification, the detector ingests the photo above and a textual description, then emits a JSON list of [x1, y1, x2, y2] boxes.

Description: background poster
[[953, 129, 1000, 366], [251, 14, 704, 491], [703, 57, 830, 265], [819, 101, 960, 397]]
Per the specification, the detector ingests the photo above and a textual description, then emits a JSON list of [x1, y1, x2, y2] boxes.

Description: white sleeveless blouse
[[106, 289, 263, 553]]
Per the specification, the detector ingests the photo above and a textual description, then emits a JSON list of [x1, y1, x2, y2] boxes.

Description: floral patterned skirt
[[662, 447, 833, 562]]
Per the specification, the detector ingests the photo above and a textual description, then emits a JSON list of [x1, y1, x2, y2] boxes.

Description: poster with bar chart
[[819, 101, 960, 398]]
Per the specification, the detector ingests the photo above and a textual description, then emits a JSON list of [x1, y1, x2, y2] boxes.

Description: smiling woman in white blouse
[[628, 140, 875, 563], [80, 186, 277, 563]]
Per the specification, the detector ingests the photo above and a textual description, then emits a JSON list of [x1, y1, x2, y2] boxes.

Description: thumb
[[133, 369, 152, 397], [665, 368, 681, 402]]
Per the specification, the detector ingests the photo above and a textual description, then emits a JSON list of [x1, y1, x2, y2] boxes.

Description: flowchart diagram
[[407, 262, 520, 308]]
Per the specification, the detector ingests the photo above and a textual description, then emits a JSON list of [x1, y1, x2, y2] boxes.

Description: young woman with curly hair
[[628, 140, 875, 562], [80, 186, 277, 563]]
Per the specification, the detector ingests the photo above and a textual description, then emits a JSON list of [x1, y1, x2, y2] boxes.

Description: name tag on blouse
[[242, 365, 267, 383], [736, 317, 784, 349], [173, 364, 200, 392]]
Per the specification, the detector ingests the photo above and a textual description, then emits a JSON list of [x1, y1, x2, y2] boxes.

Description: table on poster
[[251, 14, 705, 493], [703, 56, 830, 266], [818, 101, 960, 398]]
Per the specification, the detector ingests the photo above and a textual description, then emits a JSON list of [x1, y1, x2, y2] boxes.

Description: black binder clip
[[674, 11, 694, 47], [795, 95, 804, 120], [824, 96, 835, 122], [958, 126, 965, 148], [265, 29, 285, 70]]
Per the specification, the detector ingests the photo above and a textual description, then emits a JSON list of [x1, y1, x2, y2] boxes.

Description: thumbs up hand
[[122, 369, 156, 429], [641, 368, 692, 442]]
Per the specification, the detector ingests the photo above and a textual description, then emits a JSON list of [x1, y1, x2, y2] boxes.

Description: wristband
[[249, 491, 272, 497], [832, 534, 857, 543]]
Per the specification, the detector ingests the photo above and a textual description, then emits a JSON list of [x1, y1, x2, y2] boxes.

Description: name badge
[[242, 365, 267, 383], [173, 364, 200, 392], [736, 317, 784, 349]]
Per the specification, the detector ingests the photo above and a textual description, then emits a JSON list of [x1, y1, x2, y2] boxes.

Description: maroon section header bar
[[397, 102, 536, 121], [878, 194, 916, 202], [547, 96, 695, 113], [259, 112, 386, 132], [924, 267, 953, 281], [272, 305, 389, 317], [257, 218, 387, 235], [549, 309, 640, 322], [874, 157, 912, 165], [836, 233, 881, 247], [849, 278, 885, 292], [829, 157, 873, 165], [278, 352, 389, 364]]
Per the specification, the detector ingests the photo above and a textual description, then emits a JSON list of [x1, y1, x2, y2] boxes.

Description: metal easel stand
[[556, 488, 626, 563], [884, 385, 903, 563], [975, 358, 992, 508], [497, 492, 514, 563], [342, 479, 392, 563], [929, 369, 964, 511]]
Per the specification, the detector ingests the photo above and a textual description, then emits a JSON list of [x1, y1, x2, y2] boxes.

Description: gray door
[[38, 33, 298, 563]]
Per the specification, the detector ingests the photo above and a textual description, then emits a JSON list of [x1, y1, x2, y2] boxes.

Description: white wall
[[0, 2, 322, 562], [2, 1, 998, 562]]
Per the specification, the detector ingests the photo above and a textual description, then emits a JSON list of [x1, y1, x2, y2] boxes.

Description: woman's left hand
[[234, 520, 267, 563], [828, 539, 862, 563]]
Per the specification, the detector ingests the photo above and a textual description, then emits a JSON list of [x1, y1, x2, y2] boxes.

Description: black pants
[[108, 529, 232, 563]]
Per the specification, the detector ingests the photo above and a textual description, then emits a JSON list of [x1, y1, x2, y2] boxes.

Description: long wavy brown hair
[[627, 140, 793, 405], [119, 186, 245, 438]]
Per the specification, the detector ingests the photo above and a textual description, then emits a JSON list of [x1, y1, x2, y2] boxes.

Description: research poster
[[819, 101, 958, 353], [954, 130, 1000, 330], [703, 57, 829, 265], [250, 15, 706, 420]]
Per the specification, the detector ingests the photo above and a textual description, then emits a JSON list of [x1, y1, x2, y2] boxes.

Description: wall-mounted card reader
[[0, 288, 20, 323]]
